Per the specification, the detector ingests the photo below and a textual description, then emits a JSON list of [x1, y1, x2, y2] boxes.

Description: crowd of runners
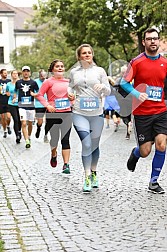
[[0, 27, 167, 194]]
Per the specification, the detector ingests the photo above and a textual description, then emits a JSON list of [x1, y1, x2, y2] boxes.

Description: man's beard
[[146, 45, 159, 54]]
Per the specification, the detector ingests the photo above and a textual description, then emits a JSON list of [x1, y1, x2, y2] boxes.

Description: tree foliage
[[33, 0, 167, 63], [10, 18, 76, 73], [10, 0, 167, 73]]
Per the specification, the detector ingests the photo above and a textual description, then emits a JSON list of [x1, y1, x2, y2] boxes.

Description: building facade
[[0, 0, 36, 71]]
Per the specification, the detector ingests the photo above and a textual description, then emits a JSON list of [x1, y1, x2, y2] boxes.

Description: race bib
[[1, 84, 7, 95], [55, 98, 70, 110], [146, 86, 162, 101], [21, 96, 32, 104], [80, 97, 99, 110]]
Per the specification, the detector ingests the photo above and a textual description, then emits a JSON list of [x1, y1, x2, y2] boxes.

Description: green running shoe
[[83, 176, 91, 192], [91, 171, 99, 188], [25, 139, 31, 148], [62, 164, 70, 174]]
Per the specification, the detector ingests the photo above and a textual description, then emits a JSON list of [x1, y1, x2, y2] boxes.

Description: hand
[[138, 92, 148, 102], [46, 105, 56, 113], [94, 84, 104, 92], [30, 91, 36, 97], [68, 93, 75, 101], [12, 98, 16, 104]]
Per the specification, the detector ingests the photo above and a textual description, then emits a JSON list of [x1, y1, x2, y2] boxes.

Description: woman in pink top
[[37, 59, 72, 173]]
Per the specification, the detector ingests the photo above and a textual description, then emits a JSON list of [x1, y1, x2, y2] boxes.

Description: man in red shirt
[[120, 27, 167, 194]]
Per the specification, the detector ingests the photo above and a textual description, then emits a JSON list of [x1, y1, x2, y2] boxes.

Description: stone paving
[[0, 121, 167, 252]]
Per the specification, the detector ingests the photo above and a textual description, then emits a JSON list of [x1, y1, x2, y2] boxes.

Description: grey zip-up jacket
[[68, 63, 111, 116]]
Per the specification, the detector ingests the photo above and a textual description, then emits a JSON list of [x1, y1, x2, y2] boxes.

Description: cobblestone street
[[0, 121, 167, 252]]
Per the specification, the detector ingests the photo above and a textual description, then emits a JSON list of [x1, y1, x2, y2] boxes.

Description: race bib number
[[146, 86, 162, 101], [80, 97, 99, 110], [55, 98, 70, 110], [21, 96, 32, 104]]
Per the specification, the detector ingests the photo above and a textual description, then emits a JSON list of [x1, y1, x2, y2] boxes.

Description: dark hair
[[48, 59, 64, 72], [39, 69, 45, 74], [0, 68, 7, 75], [76, 44, 94, 61], [143, 28, 159, 40]]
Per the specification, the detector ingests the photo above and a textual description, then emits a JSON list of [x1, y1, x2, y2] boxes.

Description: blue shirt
[[34, 78, 47, 108], [6, 82, 18, 106]]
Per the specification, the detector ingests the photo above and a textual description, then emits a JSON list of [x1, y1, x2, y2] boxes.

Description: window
[[0, 22, 2, 33], [0, 47, 4, 63]]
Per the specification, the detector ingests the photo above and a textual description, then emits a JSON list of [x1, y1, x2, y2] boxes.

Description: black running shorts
[[134, 111, 167, 146]]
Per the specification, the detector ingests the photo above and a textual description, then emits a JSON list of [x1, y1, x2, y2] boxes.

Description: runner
[[34, 69, 49, 142], [6, 70, 21, 143], [14, 66, 39, 148], [68, 44, 111, 192], [36, 59, 72, 173], [120, 27, 167, 194], [0, 69, 12, 138]]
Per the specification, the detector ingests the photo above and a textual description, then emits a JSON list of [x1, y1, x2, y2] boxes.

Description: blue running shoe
[[83, 176, 91, 192], [91, 171, 99, 188]]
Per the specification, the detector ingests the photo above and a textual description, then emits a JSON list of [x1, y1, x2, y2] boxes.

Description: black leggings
[[45, 112, 72, 149], [122, 115, 131, 125], [9, 105, 21, 137]]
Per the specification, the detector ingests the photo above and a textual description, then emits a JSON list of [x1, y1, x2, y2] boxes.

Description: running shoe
[[35, 125, 41, 138], [91, 171, 99, 188], [7, 126, 12, 135], [44, 135, 49, 143], [83, 176, 92, 192], [125, 133, 130, 140], [106, 125, 110, 129], [148, 182, 165, 194], [3, 131, 7, 138], [25, 139, 31, 148], [62, 164, 70, 174], [50, 156, 57, 168], [127, 147, 139, 172], [114, 123, 119, 132], [16, 135, 21, 144]]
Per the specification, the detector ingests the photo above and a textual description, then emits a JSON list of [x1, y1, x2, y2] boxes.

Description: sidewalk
[[0, 121, 167, 252]]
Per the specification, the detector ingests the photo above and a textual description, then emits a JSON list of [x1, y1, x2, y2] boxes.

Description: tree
[[10, 17, 76, 73], [33, 0, 167, 63]]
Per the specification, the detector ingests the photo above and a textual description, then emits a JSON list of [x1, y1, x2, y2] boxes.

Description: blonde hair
[[76, 44, 94, 61]]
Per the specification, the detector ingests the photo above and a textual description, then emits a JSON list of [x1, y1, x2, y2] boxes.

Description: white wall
[[0, 14, 15, 65], [15, 32, 36, 48], [0, 13, 36, 71]]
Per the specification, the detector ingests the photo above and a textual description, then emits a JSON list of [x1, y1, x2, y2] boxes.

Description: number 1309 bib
[[80, 97, 99, 110]]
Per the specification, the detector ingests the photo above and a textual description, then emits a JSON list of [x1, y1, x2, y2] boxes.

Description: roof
[[0, 0, 14, 12], [0, 0, 36, 31]]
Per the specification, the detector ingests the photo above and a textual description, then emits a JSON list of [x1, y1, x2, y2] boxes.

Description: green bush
[[0, 238, 4, 252]]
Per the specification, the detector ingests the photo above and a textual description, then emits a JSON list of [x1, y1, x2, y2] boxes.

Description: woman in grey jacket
[[68, 44, 111, 192]]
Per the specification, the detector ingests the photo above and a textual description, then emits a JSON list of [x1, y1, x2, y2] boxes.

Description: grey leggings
[[73, 113, 104, 171]]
